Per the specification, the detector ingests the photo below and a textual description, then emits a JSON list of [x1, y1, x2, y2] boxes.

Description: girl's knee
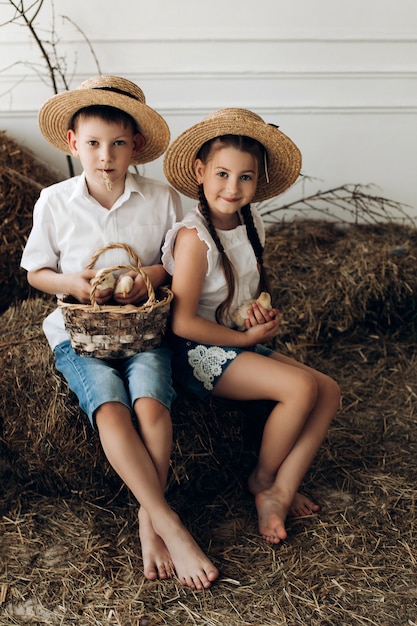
[[300, 370, 319, 403], [283, 370, 318, 411], [326, 376, 341, 409]]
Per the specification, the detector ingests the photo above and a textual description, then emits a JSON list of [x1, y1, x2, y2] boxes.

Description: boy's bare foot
[[288, 492, 320, 518], [254, 489, 288, 544], [152, 511, 219, 590], [138, 508, 174, 581]]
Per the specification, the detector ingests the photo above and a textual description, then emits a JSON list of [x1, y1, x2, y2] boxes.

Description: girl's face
[[67, 116, 143, 193], [195, 145, 259, 225]]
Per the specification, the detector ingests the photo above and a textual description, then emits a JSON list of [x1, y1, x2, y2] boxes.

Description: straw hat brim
[[163, 109, 302, 203], [38, 89, 170, 165]]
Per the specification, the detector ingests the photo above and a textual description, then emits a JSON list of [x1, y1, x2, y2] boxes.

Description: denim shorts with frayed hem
[[54, 340, 176, 428]]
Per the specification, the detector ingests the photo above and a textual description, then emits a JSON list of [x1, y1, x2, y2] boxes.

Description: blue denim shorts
[[54, 340, 176, 427], [169, 334, 274, 399]]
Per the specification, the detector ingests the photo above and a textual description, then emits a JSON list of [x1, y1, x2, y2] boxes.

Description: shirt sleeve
[[161, 209, 213, 277], [20, 190, 60, 272]]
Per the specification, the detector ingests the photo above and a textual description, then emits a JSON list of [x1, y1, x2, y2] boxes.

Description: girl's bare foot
[[248, 469, 319, 521], [288, 492, 320, 518], [138, 508, 174, 581], [152, 511, 219, 590], [254, 489, 288, 544]]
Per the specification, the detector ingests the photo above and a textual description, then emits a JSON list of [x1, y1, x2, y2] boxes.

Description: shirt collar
[[68, 171, 89, 203], [124, 170, 146, 200], [68, 170, 146, 205]]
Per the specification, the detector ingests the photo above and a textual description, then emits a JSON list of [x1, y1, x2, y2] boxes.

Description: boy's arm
[[141, 264, 169, 289], [27, 268, 104, 304]]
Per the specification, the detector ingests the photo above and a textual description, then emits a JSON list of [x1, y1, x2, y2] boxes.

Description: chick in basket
[[92, 271, 134, 300]]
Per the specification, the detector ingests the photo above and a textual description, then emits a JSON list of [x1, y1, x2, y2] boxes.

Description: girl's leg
[[256, 351, 340, 492], [95, 401, 219, 589], [253, 352, 340, 540], [213, 351, 340, 543]]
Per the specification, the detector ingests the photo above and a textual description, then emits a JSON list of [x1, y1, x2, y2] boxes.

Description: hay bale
[[2, 220, 417, 626], [0, 131, 61, 312], [3, 219, 417, 498], [0, 298, 121, 495], [0, 298, 260, 497], [265, 220, 417, 344]]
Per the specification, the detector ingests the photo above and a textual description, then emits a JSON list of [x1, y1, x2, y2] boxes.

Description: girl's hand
[[241, 304, 279, 345], [244, 302, 279, 329], [244, 315, 280, 344]]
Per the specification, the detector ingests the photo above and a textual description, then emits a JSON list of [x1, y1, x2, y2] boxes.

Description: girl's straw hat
[[163, 108, 302, 203], [38, 75, 170, 164]]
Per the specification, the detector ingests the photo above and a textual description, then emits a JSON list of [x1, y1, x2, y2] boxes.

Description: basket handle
[[87, 243, 156, 309], [86, 242, 141, 270]]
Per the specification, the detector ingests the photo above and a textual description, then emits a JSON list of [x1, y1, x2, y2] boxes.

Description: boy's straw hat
[[163, 108, 302, 202], [38, 75, 170, 164]]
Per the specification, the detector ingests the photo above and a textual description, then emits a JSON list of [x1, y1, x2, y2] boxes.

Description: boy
[[21, 75, 219, 590]]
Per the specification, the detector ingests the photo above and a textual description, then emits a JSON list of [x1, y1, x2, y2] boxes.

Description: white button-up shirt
[[21, 171, 182, 349]]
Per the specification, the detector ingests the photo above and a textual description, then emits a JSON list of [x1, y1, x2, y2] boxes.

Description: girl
[[162, 108, 341, 545]]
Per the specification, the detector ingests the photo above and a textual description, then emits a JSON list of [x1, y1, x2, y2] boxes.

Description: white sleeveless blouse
[[162, 205, 265, 328]]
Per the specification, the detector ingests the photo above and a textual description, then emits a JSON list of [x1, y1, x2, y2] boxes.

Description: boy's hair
[[197, 135, 271, 325], [69, 105, 139, 134]]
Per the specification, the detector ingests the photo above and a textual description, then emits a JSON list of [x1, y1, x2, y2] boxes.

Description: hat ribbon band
[[92, 86, 139, 101]]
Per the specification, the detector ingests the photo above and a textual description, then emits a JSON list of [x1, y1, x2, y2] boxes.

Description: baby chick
[[92, 270, 115, 291], [231, 291, 272, 331], [114, 275, 134, 297]]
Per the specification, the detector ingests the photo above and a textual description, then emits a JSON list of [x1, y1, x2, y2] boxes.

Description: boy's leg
[[54, 341, 218, 589], [133, 396, 174, 580], [95, 401, 219, 589]]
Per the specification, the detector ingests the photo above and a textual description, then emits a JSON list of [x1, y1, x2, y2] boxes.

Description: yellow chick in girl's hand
[[114, 275, 134, 297], [231, 291, 272, 331]]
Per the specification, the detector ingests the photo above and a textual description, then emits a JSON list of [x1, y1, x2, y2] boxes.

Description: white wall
[[1, 0, 416, 217]]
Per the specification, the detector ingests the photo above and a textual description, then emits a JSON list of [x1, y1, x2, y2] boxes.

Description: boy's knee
[[95, 401, 132, 431], [133, 397, 170, 424]]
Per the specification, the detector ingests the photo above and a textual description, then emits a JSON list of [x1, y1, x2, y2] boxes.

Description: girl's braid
[[198, 185, 237, 324], [241, 204, 271, 293], [198, 185, 225, 254]]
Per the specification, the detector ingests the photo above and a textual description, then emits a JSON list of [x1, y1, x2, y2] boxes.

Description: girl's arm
[[170, 227, 278, 347]]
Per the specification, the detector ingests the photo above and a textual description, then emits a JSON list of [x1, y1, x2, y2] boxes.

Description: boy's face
[[67, 116, 144, 193]]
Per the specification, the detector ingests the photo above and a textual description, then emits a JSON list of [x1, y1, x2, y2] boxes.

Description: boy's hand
[[64, 270, 95, 303], [113, 272, 149, 305], [63, 270, 113, 304], [64, 270, 156, 305]]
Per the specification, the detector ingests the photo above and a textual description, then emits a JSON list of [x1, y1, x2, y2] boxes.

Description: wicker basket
[[58, 243, 173, 359]]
